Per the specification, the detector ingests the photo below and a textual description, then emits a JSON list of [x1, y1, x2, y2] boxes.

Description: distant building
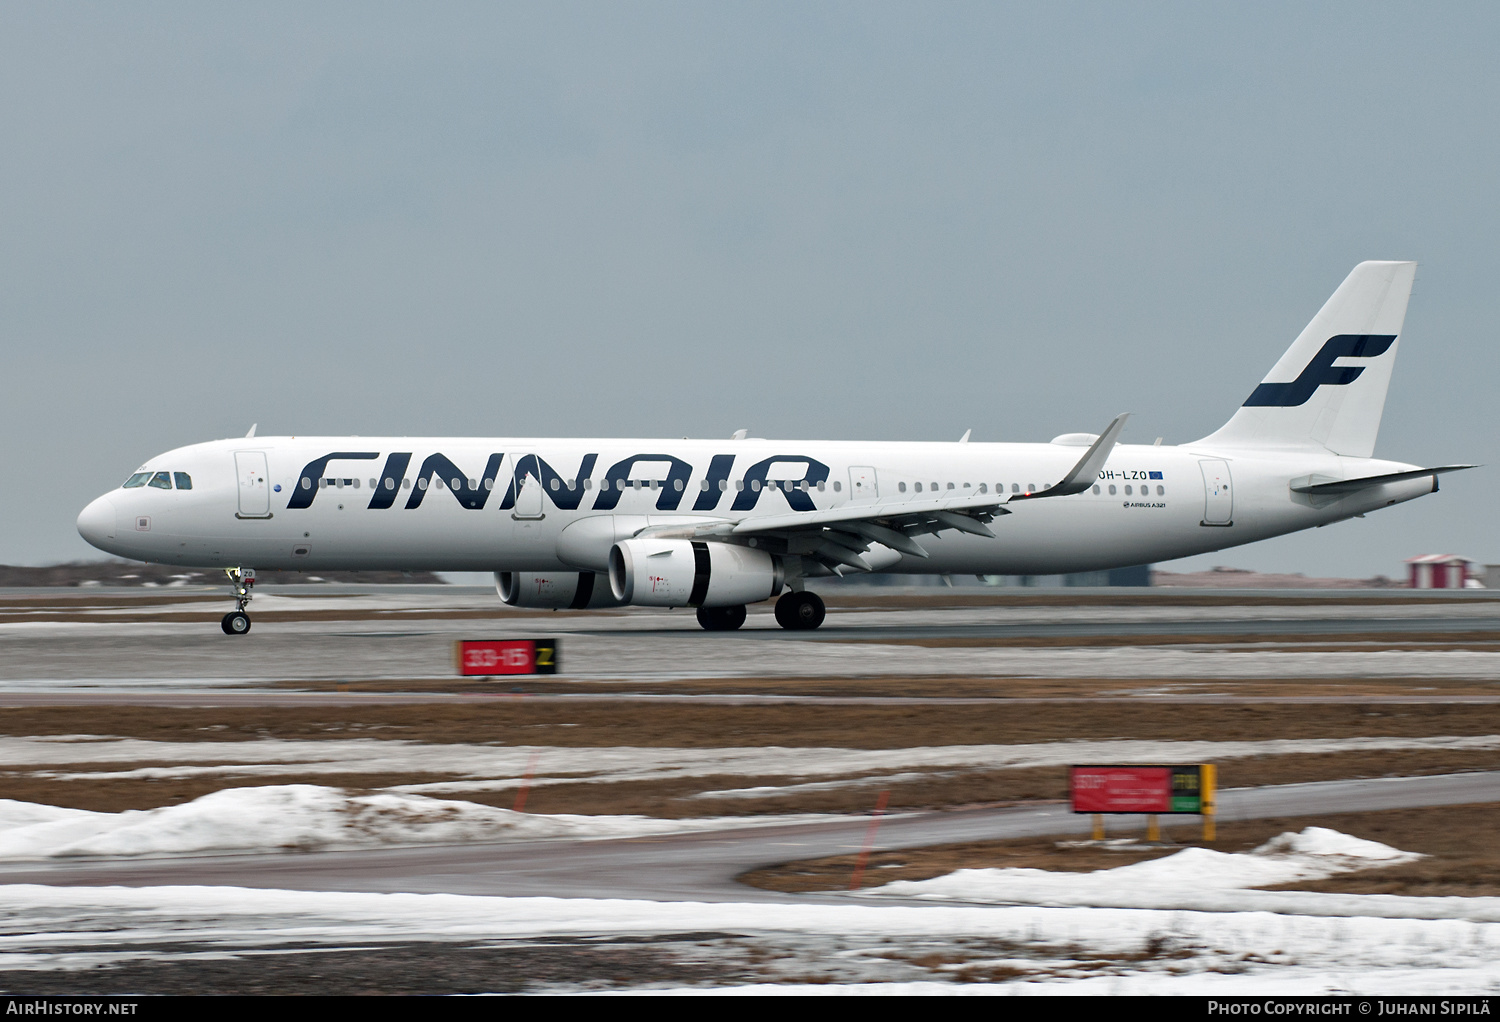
[[1405, 554, 1472, 589]]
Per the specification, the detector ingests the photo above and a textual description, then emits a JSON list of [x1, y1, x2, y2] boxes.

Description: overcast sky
[[2, 2, 1495, 577]]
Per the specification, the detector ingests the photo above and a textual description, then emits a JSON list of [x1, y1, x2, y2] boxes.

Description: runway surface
[[4, 585, 1500, 688]]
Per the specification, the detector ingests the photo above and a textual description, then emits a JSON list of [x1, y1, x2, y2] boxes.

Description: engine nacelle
[[495, 570, 623, 609], [608, 539, 783, 608]]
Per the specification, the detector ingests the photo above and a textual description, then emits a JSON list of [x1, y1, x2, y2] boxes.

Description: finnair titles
[[78, 262, 1471, 634]]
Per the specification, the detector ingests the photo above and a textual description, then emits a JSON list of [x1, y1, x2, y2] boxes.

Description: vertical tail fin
[[1197, 261, 1416, 457]]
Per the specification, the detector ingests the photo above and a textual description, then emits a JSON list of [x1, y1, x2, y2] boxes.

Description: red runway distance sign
[[1070, 765, 1211, 814], [455, 639, 559, 676]]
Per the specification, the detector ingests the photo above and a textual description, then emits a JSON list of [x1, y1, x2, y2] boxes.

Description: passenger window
[[1125, 485, 1132, 495], [817, 481, 825, 491], [719, 479, 729, 491], [947, 482, 955, 490], [833, 481, 842, 492], [930, 482, 938, 491], [1092, 484, 1100, 495], [898, 482, 907, 493], [173, 473, 193, 490], [1157, 485, 1165, 496], [914, 482, 922, 493], [402, 478, 412, 490], [549, 478, 560, 491], [148, 471, 172, 489], [123, 472, 152, 489], [1108, 484, 1117, 495], [1011, 483, 1020, 493]]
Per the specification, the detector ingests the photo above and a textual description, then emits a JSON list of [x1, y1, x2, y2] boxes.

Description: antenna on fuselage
[[958, 429, 971, 443], [245, 424, 258, 438], [731, 428, 748, 440]]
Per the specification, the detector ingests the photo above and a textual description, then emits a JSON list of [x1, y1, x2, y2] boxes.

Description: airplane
[[77, 261, 1471, 635]]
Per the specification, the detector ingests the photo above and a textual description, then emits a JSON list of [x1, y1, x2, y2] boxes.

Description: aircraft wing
[[637, 415, 1127, 573]]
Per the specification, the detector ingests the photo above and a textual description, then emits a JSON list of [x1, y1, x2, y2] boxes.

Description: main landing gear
[[694, 592, 827, 631], [221, 567, 254, 635], [774, 590, 825, 631], [696, 605, 747, 631]]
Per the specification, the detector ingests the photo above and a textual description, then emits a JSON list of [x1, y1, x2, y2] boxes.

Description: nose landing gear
[[221, 567, 255, 635]]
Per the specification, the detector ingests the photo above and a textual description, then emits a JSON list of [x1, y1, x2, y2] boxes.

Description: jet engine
[[495, 570, 624, 609], [608, 539, 783, 608]]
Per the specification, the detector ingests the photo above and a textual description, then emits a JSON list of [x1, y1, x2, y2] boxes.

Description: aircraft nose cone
[[77, 495, 118, 549]]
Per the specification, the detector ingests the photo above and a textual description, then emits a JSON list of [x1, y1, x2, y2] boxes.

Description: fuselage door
[[1199, 459, 1233, 526], [513, 454, 544, 519], [235, 451, 272, 518], [848, 466, 879, 503]]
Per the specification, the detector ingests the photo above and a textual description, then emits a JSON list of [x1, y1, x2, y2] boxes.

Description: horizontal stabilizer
[[1290, 465, 1476, 495]]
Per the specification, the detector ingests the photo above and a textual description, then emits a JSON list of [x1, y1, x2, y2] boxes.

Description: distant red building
[[1405, 554, 1472, 589]]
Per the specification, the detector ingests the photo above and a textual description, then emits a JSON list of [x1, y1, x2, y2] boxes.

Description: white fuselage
[[76, 436, 1435, 577]]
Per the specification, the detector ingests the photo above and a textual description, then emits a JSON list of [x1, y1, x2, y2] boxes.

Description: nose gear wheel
[[222, 567, 255, 636]]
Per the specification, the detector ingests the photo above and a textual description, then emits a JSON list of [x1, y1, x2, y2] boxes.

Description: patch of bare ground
[[741, 803, 1500, 897], [817, 593, 1500, 609], [860, 632, 1500, 649], [5, 753, 1498, 818], [6, 700, 1500, 746], [0, 608, 599, 624], [4, 701, 1498, 815], [274, 674, 1500, 700], [0, 771, 472, 812]]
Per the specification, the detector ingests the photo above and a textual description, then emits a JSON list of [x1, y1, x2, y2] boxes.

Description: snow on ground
[[4, 848, 1500, 993], [860, 828, 1500, 922], [2, 818, 1497, 992], [5, 734, 1500, 796], [0, 786, 828, 860]]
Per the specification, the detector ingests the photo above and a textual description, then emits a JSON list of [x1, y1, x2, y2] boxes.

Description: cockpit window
[[148, 471, 172, 489], [123, 472, 152, 488], [173, 472, 192, 490]]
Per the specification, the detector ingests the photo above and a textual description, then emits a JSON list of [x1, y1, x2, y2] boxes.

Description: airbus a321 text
[[78, 262, 1471, 634]]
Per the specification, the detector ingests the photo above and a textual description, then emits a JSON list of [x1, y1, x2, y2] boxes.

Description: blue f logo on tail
[[1243, 334, 1397, 407]]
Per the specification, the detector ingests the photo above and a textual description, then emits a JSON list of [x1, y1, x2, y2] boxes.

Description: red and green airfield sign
[[1070, 764, 1216, 814], [455, 638, 559, 676]]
